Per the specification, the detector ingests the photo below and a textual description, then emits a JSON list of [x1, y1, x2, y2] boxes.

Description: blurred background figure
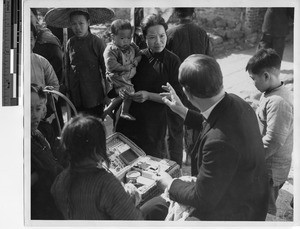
[[31, 9, 64, 85], [31, 24, 62, 145], [166, 8, 211, 61], [132, 8, 147, 49], [257, 8, 294, 64], [31, 9, 65, 134]]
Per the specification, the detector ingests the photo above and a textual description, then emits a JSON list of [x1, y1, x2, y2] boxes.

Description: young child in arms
[[103, 19, 142, 121]]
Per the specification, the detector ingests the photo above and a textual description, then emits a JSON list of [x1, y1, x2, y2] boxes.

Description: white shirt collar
[[201, 92, 225, 119]]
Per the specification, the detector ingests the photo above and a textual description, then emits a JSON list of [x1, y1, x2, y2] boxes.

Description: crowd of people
[[30, 7, 293, 221]]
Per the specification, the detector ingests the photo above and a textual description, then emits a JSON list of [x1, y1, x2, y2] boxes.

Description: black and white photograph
[[0, 0, 299, 228]]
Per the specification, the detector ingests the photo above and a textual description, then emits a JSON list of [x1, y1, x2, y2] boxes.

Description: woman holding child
[[116, 14, 183, 160]]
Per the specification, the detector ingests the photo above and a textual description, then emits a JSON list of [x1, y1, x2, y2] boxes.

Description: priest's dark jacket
[[169, 93, 269, 220]]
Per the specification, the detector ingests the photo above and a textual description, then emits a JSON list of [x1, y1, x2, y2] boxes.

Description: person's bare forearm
[[147, 92, 164, 103], [148, 92, 188, 119], [176, 106, 188, 120]]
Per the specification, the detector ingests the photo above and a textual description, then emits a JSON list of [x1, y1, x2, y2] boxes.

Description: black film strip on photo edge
[[2, 0, 21, 106]]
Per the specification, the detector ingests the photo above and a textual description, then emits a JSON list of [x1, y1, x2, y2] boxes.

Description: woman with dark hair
[[116, 14, 183, 164], [51, 114, 143, 220]]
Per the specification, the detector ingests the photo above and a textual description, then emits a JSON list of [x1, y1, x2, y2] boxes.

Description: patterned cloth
[[51, 165, 143, 220]]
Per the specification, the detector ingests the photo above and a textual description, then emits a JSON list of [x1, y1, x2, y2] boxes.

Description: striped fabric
[[51, 166, 143, 220]]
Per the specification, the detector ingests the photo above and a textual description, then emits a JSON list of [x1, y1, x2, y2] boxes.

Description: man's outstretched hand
[[160, 83, 188, 120]]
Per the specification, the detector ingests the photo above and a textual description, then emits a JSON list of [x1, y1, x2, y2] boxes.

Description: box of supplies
[[106, 132, 180, 205]]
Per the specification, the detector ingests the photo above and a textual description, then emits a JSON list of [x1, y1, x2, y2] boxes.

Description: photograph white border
[[2, 0, 298, 228]]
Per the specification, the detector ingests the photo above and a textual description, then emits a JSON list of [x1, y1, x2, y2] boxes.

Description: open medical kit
[[106, 132, 180, 205]]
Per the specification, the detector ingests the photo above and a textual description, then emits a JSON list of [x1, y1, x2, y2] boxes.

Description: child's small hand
[[124, 64, 134, 72], [132, 59, 138, 67], [44, 86, 54, 91], [134, 56, 142, 67], [119, 88, 132, 100], [132, 91, 149, 103]]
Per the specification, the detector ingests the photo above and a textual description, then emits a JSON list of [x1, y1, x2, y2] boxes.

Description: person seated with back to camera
[[103, 19, 142, 121], [31, 84, 63, 220], [51, 114, 143, 220]]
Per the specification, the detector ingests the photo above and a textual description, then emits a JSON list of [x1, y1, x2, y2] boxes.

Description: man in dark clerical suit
[[140, 54, 269, 221]]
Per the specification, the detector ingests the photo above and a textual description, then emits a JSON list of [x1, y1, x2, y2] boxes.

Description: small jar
[[126, 171, 141, 183]]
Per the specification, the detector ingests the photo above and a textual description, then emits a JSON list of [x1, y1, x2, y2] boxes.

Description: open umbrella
[[44, 8, 115, 28]]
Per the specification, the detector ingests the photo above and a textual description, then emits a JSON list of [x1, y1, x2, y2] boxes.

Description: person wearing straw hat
[[45, 8, 114, 118]]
